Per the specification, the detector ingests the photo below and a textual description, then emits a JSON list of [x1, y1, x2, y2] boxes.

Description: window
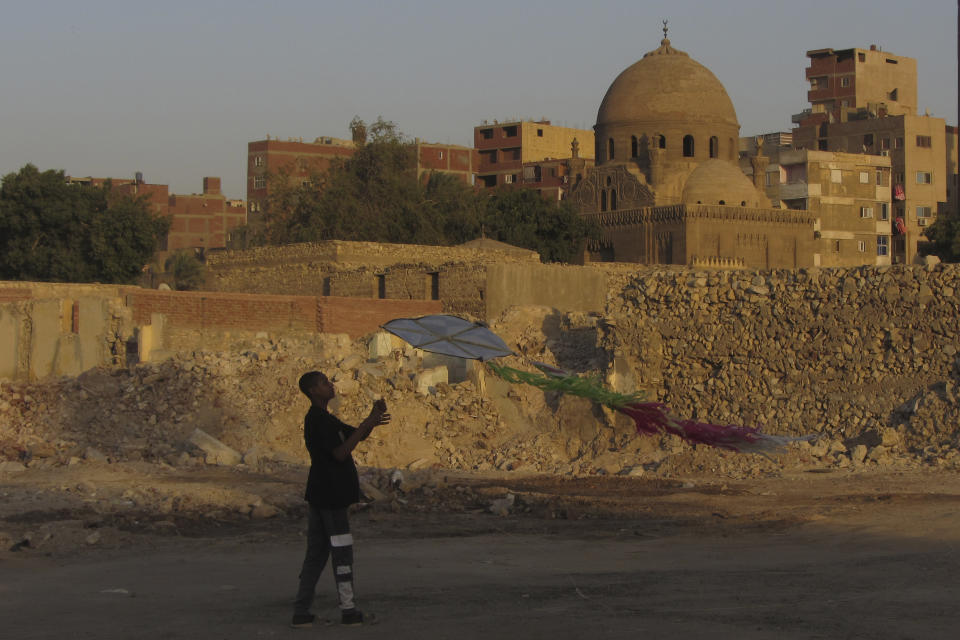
[[600, 190, 607, 212], [709, 136, 719, 158], [916, 171, 932, 184], [610, 190, 617, 210], [480, 128, 493, 140], [831, 169, 842, 183], [503, 174, 513, 184], [657, 134, 666, 149], [833, 240, 841, 252], [438, 151, 444, 160], [894, 137, 903, 149], [537, 129, 543, 137], [858, 52, 866, 62], [608, 138, 615, 160], [503, 125, 518, 137], [896, 172, 905, 183], [916, 206, 932, 218], [880, 137, 890, 150], [482, 149, 497, 164], [511, 148, 521, 160], [841, 76, 851, 88], [858, 240, 866, 252], [549, 168, 557, 178], [683, 135, 695, 157], [253, 175, 266, 189], [631, 135, 638, 158], [916, 135, 932, 148], [877, 236, 889, 256], [860, 206, 873, 218], [253, 155, 264, 167], [876, 170, 883, 185], [765, 172, 772, 187], [863, 134, 874, 147], [860, 172, 870, 184], [880, 202, 890, 220]]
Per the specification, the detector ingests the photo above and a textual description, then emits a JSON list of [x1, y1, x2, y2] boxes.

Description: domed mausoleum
[[568, 31, 815, 269]]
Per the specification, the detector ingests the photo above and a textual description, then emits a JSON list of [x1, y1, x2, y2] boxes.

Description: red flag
[[894, 184, 905, 200]]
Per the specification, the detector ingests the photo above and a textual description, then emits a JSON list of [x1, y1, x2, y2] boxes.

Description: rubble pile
[[2, 263, 960, 484]]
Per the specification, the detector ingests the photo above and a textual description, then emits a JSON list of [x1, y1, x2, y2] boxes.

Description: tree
[[0, 164, 170, 283], [481, 188, 599, 263], [234, 118, 596, 262], [923, 213, 960, 262], [164, 250, 206, 290]]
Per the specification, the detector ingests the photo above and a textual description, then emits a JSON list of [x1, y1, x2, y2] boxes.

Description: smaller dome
[[681, 160, 770, 208]]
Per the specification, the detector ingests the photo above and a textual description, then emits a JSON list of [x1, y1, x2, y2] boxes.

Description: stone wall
[[205, 240, 540, 318], [601, 263, 960, 454], [485, 263, 607, 320], [0, 282, 441, 381]]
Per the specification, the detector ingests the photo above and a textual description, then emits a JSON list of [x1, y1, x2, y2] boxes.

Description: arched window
[[601, 190, 607, 212], [610, 190, 618, 210], [657, 134, 666, 149], [608, 138, 615, 160], [718, 200, 726, 205], [709, 136, 719, 158], [605, 176, 612, 187], [631, 136, 638, 158], [683, 135, 695, 158]]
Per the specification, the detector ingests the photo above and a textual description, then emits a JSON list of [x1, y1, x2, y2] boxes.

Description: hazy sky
[[1, 0, 956, 199]]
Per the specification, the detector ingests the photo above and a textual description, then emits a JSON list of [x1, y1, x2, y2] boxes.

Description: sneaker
[[340, 609, 366, 626], [290, 613, 316, 628]]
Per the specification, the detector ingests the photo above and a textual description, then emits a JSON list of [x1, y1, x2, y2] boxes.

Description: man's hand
[[368, 399, 390, 427]]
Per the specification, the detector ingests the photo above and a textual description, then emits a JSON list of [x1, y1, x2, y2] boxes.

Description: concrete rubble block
[[359, 480, 388, 502], [850, 444, 868, 464], [338, 354, 363, 371], [488, 493, 515, 516], [84, 447, 108, 463], [188, 428, 242, 466], [334, 377, 359, 395], [415, 366, 448, 395], [367, 332, 396, 360]]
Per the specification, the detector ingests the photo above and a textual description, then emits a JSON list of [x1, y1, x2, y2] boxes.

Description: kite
[[381, 314, 810, 455]]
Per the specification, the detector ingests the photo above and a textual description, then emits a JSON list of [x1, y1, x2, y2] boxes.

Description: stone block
[[188, 428, 242, 466], [415, 366, 448, 395], [368, 332, 395, 360]]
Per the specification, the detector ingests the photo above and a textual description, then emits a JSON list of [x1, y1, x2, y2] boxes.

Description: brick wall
[[317, 297, 442, 337], [126, 289, 318, 332]]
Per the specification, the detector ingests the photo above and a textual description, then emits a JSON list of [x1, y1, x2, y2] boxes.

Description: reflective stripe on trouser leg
[[321, 508, 355, 611]]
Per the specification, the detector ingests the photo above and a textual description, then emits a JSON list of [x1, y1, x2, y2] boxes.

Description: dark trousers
[[293, 505, 355, 615]]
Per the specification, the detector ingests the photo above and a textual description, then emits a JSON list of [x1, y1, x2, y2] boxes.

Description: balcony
[[779, 182, 821, 200]]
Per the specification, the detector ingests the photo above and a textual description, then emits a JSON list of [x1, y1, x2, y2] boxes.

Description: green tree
[[482, 187, 599, 263], [164, 250, 206, 290], [0, 164, 169, 283], [923, 213, 960, 262], [235, 118, 595, 262]]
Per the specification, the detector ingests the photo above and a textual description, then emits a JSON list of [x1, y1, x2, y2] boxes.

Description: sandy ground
[[2, 466, 960, 639]]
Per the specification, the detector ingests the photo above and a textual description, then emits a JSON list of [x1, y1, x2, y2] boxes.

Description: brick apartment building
[[247, 135, 477, 219], [473, 120, 595, 194], [68, 174, 246, 256]]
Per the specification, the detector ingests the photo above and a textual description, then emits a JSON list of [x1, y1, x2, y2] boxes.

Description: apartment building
[[474, 120, 594, 189]]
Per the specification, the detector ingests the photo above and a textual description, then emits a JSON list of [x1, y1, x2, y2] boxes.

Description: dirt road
[[2, 467, 960, 639]]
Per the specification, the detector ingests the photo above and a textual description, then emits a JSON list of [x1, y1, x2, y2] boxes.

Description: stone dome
[[681, 160, 770, 208], [596, 39, 739, 129]]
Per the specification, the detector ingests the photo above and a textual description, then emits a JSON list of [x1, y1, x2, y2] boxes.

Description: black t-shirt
[[303, 405, 360, 509]]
